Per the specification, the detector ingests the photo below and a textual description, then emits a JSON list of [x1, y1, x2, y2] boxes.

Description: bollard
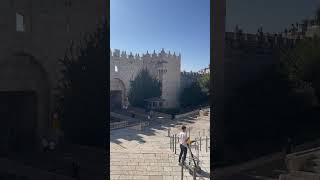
[[175, 134, 177, 154], [170, 136, 172, 150], [206, 136, 208, 152], [200, 137, 202, 151], [168, 128, 170, 137], [181, 164, 184, 180], [203, 129, 205, 136], [199, 131, 200, 137], [193, 166, 196, 180]]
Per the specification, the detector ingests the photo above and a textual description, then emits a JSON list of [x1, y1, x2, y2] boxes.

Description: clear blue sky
[[110, 0, 210, 72]]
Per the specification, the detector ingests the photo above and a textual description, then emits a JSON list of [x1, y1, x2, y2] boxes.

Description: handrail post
[[181, 164, 184, 180], [206, 136, 208, 152], [172, 136, 174, 152], [175, 134, 177, 154]]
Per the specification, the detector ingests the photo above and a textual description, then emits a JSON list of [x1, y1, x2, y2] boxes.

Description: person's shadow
[[198, 170, 210, 178]]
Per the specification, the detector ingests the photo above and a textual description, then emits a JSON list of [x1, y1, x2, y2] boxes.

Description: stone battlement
[[110, 48, 181, 61], [225, 32, 304, 46], [225, 31, 302, 53]]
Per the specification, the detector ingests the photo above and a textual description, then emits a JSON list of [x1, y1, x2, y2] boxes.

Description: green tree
[[128, 69, 162, 108], [57, 22, 107, 147], [180, 81, 207, 108], [280, 37, 320, 103], [198, 73, 210, 96]]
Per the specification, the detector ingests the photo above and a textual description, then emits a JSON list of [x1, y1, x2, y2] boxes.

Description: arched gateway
[[0, 54, 50, 152], [110, 78, 126, 110]]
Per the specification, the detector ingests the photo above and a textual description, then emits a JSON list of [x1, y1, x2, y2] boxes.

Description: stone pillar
[[212, 0, 226, 167]]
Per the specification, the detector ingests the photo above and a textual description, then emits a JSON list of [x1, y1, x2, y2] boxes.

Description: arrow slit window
[[16, 13, 25, 32]]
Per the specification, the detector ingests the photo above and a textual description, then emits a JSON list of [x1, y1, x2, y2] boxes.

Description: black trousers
[[179, 144, 188, 163]]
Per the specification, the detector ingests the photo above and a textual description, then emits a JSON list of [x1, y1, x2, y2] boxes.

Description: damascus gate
[[0, 0, 105, 151], [110, 49, 181, 110]]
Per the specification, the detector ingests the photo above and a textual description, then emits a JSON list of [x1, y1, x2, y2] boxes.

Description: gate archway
[[110, 78, 126, 110], [0, 53, 50, 152]]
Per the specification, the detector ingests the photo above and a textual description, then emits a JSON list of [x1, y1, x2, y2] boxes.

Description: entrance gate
[[0, 91, 37, 153], [110, 90, 122, 110]]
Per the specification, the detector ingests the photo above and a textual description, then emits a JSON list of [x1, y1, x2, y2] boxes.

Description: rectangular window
[[115, 65, 118, 72], [16, 13, 25, 32]]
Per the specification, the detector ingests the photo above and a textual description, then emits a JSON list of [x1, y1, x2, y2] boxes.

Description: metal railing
[[170, 133, 210, 153]]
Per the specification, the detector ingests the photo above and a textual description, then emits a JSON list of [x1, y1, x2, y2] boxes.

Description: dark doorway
[[0, 91, 37, 153], [110, 90, 122, 110]]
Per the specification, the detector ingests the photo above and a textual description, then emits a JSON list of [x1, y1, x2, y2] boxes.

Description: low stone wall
[[110, 121, 128, 130], [110, 112, 137, 121], [285, 147, 320, 172], [175, 110, 200, 119], [279, 171, 320, 180]]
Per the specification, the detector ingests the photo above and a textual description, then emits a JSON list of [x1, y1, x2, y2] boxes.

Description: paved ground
[[0, 144, 105, 180], [110, 111, 210, 180]]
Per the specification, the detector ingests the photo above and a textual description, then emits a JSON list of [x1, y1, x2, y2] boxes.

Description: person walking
[[179, 125, 188, 165]]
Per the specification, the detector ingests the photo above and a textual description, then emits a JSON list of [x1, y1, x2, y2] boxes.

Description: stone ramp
[[110, 111, 211, 179], [110, 152, 196, 180]]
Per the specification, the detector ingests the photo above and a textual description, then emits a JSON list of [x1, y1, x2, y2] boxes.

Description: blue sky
[[110, 0, 210, 72], [227, 0, 320, 33]]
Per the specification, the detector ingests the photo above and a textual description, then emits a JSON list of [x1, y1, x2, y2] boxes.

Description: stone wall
[[0, 0, 106, 148]]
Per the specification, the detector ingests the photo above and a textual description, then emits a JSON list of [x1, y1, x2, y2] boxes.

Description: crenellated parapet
[[225, 31, 302, 49], [110, 48, 181, 62]]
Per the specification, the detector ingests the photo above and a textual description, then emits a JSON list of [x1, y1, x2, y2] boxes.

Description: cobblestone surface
[[110, 112, 210, 180]]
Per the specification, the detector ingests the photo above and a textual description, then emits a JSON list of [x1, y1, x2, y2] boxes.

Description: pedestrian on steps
[[178, 125, 188, 165]]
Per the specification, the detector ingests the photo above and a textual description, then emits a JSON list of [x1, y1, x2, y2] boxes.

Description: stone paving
[[110, 112, 210, 180]]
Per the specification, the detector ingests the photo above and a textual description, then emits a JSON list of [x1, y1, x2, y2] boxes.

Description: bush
[[180, 82, 208, 108]]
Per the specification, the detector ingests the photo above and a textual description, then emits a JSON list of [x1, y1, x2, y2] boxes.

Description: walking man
[[179, 125, 188, 165]]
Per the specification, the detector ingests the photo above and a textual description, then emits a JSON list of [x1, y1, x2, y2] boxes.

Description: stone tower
[[110, 48, 181, 109]]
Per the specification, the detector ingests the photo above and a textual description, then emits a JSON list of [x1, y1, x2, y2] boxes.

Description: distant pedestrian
[[178, 125, 188, 165]]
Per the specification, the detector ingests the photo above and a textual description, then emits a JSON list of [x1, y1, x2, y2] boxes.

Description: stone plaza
[[110, 110, 210, 180]]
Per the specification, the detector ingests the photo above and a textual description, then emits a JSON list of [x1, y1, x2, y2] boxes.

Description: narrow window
[[66, 23, 70, 32], [16, 13, 25, 32], [115, 65, 118, 72]]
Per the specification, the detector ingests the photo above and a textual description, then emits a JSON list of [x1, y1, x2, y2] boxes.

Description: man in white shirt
[[179, 125, 188, 165]]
